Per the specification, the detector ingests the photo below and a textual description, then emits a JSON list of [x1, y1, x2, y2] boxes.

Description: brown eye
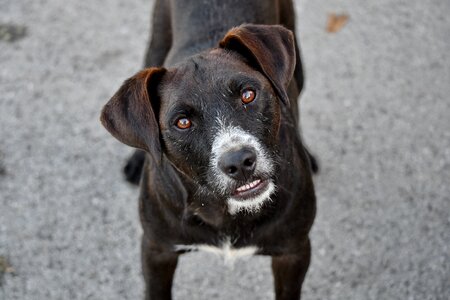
[[241, 89, 256, 104], [176, 118, 191, 129]]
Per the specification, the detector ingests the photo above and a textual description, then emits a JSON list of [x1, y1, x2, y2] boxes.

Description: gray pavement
[[1, 0, 449, 299]]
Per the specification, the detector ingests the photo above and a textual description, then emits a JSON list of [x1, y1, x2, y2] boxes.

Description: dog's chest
[[175, 238, 258, 265]]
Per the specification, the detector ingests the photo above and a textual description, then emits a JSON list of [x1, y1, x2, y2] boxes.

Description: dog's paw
[[305, 148, 319, 174], [123, 150, 146, 185], [309, 153, 319, 174]]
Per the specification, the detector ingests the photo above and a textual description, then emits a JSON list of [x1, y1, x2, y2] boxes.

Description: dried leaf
[[326, 13, 349, 33], [0, 256, 15, 274]]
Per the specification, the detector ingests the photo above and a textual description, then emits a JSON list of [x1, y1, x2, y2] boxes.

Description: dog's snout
[[218, 147, 257, 180]]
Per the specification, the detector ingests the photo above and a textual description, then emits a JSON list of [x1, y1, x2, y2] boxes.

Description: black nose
[[218, 147, 257, 181]]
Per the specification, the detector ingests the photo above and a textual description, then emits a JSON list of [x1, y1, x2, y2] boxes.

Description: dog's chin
[[226, 179, 275, 215]]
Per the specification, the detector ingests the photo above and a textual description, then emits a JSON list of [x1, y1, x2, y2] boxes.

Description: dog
[[100, 0, 316, 299]]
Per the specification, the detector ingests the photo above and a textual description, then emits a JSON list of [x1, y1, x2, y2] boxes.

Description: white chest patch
[[174, 238, 258, 266]]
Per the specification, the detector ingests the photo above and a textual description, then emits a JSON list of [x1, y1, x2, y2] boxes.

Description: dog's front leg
[[271, 239, 311, 300], [141, 237, 178, 300]]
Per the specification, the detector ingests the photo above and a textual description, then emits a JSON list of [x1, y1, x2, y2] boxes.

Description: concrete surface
[[0, 0, 449, 299]]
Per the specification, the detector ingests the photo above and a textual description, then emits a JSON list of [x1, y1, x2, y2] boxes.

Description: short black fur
[[101, 1, 317, 299]]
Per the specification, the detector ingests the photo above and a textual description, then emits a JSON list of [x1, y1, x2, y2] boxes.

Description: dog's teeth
[[236, 179, 261, 193], [248, 179, 259, 188]]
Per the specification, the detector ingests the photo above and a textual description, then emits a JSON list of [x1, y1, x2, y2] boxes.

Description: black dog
[[101, 1, 316, 299]]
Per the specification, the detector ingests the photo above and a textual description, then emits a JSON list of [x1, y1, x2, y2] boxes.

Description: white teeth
[[236, 179, 261, 193]]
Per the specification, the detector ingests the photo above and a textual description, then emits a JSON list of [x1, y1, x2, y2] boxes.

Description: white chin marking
[[227, 181, 275, 215]]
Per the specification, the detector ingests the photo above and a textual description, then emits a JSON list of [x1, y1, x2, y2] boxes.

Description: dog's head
[[101, 25, 296, 215]]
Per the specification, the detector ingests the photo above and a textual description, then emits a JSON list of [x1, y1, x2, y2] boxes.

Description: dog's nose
[[218, 147, 257, 181]]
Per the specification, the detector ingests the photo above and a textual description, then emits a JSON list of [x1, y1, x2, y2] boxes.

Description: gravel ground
[[1, 0, 449, 299]]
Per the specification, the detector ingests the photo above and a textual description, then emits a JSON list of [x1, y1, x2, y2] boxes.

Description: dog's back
[[165, 0, 279, 64]]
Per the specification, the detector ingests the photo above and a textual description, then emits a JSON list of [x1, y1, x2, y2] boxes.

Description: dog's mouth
[[232, 178, 270, 201]]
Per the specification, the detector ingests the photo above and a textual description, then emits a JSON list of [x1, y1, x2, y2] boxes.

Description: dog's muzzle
[[210, 123, 275, 214], [218, 146, 257, 181]]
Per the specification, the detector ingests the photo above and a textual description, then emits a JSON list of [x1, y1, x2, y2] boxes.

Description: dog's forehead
[[159, 50, 267, 108], [168, 51, 258, 87]]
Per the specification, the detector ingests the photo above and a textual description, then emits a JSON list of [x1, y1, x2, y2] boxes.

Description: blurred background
[[0, 0, 449, 299]]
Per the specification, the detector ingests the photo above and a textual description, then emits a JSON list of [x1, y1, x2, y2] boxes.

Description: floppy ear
[[100, 67, 166, 161], [219, 24, 296, 106]]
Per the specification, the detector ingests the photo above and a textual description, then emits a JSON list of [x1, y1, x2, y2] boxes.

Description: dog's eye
[[241, 89, 256, 104], [176, 117, 192, 130]]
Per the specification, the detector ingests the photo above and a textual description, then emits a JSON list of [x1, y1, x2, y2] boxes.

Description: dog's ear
[[219, 24, 296, 106], [100, 67, 166, 161]]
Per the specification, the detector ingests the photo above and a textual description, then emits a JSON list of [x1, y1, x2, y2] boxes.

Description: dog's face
[[101, 24, 296, 214], [158, 51, 280, 214]]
